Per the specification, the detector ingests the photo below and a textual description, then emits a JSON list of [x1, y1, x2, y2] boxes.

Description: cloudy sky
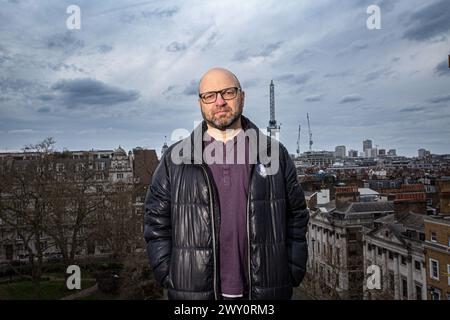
[[1, 0, 449, 157]]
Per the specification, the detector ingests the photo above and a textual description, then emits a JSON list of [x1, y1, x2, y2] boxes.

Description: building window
[[402, 278, 408, 299], [414, 261, 421, 271], [389, 272, 394, 292], [448, 235, 450, 247], [430, 232, 437, 243], [401, 255, 406, 265], [388, 251, 393, 260], [415, 284, 422, 300], [430, 288, 441, 300], [117, 173, 124, 179], [448, 265, 450, 286], [377, 247, 382, 256], [430, 259, 439, 280]]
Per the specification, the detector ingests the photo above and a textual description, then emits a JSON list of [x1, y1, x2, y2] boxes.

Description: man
[[144, 67, 309, 300]]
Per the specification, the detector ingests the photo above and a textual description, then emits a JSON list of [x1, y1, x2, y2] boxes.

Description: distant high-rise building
[[371, 148, 378, 158], [363, 139, 372, 152], [388, 149, 397, 156], [348, 149, 358, 158], [418, 148, 427, 159], [335, 145, 346, 159], [378, 149, 386, 156]]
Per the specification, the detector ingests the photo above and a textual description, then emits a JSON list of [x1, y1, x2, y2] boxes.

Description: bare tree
[[0, 137, 56, 288]]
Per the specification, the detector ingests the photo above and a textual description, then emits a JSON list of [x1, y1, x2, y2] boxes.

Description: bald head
[[198, 67, 241, 94]]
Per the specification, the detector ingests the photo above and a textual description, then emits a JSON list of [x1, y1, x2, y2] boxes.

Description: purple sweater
[[204, 130, 251, 297]]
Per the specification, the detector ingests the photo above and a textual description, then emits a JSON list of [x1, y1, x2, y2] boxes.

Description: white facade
[[363, 227, 427, 300]]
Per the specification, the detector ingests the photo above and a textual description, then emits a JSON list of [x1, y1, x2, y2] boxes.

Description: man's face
[[198, 71, 245, 131]]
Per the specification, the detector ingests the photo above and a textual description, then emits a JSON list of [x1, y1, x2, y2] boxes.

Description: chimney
[[335, 186, 360, 210], [394, 192, 426, 221]]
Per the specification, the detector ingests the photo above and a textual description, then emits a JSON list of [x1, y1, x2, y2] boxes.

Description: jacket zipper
[[200, 165, 219, 300], [246, 164, 255, 300]]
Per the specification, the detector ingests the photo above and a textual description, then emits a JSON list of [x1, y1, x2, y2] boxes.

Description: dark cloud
[[304, 95, 323, 102], [51, 78, 139, 108], [166, 41, 187, 52], [37, 94, 55, 101], [403, 0, 450, 41], [37, 107, 51, 113], [399, 106, 424, 113], [45, 32, 84, 53], [429, 94, 450, 104], [49, 63, 85, 73], [182, 80, 198, 96], [233, 41, 283, 62], [434, 59, 449, 76], [0, 78, 37, 93], [340, 94, 363, 103]]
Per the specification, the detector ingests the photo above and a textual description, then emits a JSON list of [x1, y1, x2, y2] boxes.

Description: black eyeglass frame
[[198, 86, 242, 104]]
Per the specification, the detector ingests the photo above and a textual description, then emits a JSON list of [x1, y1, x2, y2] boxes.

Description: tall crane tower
[[296, 124, 301, 157], [307, 113, 313, 151], [267, 80, 280, 140]]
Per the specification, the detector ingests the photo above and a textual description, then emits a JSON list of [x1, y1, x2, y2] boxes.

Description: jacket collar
[[177, 115, 271, 164]]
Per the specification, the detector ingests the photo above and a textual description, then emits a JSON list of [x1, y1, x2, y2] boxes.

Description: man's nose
[[215, 92, 226, 106]]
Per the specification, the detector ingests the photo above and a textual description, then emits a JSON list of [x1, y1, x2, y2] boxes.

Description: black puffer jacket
[[144, 116, 309, 300]]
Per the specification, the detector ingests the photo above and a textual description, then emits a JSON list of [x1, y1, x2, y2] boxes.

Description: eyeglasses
[[199, 87, 241, 104]]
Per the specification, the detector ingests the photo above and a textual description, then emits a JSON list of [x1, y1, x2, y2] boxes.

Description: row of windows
[[310, 225, 341, 239], [429, 231, 450, 246], [367, 244, 423, 270]]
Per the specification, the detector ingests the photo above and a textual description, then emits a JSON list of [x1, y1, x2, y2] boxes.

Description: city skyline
[[1, 0, 450, 157]]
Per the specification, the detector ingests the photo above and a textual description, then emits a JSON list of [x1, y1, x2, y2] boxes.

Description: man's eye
[[223, 89, 234, 96], [203, 93, 215, 100]]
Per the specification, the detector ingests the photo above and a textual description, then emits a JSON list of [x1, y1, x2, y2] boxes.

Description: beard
[[201, 103, 243, 131]]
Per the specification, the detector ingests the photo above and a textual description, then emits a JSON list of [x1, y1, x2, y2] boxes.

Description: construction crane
[[307, 113, 313, 151], [296, 124, 301, 157]]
